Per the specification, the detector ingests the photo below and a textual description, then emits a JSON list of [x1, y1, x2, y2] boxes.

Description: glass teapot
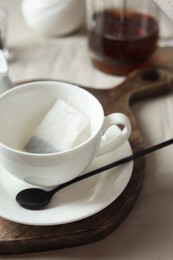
[[86, 0, 159, 76]]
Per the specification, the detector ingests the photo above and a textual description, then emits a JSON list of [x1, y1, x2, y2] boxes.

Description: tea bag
[[24, 99, 90, 153]]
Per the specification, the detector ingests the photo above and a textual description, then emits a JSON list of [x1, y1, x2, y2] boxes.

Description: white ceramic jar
[[21, 0, 86, 36]]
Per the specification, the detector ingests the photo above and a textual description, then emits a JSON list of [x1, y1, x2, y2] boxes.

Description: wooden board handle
[[89, 66, 173, 151]]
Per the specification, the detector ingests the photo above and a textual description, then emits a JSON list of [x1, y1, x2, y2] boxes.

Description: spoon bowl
[[16, 188, 53, 210]]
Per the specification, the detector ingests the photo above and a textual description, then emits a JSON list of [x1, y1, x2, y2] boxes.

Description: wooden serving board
[[0, 65, 173, 255]]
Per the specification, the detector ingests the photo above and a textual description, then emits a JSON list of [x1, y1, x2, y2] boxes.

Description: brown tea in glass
[[87, 0, 159, 76]]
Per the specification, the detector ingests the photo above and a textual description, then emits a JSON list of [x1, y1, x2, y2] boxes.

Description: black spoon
[[16, 138, 173, 210]]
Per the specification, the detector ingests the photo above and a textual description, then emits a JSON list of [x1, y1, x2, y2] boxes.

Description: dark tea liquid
[[88, 9, 159, 75]]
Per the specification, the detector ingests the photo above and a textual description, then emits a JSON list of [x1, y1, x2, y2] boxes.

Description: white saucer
[[0, 139, 133, 226]]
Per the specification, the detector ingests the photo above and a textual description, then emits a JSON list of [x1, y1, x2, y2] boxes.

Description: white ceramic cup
[[0, 81, 131, 186]]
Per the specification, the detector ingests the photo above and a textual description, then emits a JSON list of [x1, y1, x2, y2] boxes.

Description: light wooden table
[[1, 0, 173, 259]]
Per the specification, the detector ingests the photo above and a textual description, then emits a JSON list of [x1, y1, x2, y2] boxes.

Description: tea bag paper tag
[[24, 99, 90, 153]]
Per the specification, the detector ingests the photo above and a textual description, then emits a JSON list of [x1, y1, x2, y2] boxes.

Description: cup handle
[[96, 113, 131, 156]]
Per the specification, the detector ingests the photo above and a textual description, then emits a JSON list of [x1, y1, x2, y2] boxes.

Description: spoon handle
[[52, 138, 173, 195]]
